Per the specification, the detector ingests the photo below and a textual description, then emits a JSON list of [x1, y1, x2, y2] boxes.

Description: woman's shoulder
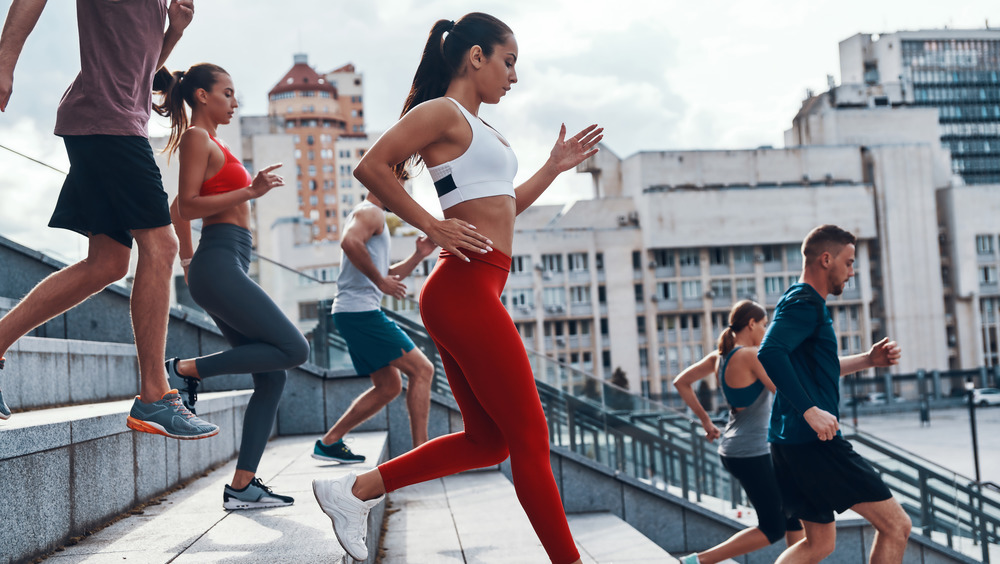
[[409, 97, 465, 121], [179, 125, 211, 148]]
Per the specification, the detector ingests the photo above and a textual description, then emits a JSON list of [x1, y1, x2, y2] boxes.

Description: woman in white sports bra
[[311, 12, 600, 564]]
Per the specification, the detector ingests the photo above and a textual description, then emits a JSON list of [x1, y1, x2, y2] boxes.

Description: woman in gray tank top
[[673, 301, 804, 564]]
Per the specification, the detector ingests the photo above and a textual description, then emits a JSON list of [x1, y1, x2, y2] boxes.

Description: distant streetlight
[[965, 377, 982, 483]]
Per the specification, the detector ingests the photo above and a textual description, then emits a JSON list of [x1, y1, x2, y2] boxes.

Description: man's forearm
[[0, 0, 47, 71], [839, 352, 871, 376], [156, 26, 183, 70]]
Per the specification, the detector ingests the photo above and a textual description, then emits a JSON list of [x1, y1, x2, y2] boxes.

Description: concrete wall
[[0, 391, 254, 564], [507, 448, 978, 564]]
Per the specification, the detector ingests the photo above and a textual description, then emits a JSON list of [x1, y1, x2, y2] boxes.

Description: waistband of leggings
[[198, 223, 253, 246], [438, 248, 511, 272]]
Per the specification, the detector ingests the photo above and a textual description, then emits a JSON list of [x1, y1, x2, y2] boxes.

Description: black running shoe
[[312, 439, 366, 463], [166, 358, 200, 414], [223, 477, 294, 510]]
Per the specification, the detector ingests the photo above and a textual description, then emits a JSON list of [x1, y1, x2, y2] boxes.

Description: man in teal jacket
[[758, 224, 911, 563]]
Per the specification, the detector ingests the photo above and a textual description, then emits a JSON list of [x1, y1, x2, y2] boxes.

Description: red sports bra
[[200, 135, 252, 196]]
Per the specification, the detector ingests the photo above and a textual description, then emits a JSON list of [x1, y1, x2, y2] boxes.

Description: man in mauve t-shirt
[[0, 0, 218, 440]]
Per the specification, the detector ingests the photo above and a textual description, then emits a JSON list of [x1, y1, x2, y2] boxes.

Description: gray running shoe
[[312, 472, 384, 561], [223, 477, 294, 510], [0, 356, 10, 420], [126, 389, 219, 440]]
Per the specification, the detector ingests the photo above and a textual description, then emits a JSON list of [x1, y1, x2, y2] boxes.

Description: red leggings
[[378, 250, 579, 564]]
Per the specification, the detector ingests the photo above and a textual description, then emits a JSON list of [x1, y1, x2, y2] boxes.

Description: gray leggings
[[188, 223, 310, 473]]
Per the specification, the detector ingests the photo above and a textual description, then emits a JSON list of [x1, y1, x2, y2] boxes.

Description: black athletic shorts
[[771, 436, 893, 524], [49, 135, 171, 248]]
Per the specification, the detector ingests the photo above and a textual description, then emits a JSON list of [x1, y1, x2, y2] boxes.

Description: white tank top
[[428, 97, 518, 210]]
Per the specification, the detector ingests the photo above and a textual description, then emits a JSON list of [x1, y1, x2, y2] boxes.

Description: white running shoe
[[312, 473, 384, 561]]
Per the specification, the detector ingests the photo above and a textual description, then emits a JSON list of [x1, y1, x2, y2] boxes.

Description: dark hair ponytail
[[392, 12, 513, 179], [717, 300, 766, 357], [153, 63, 229, 156]]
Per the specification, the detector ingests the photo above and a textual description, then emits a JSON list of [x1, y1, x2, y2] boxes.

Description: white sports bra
[[428, 97, 518, 210]]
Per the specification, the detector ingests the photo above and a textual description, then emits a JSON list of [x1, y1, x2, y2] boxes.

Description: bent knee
[[283, 335, 310, 367]]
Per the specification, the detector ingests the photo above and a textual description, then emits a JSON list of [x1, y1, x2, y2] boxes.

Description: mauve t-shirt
[[54, 0, 168, 137]]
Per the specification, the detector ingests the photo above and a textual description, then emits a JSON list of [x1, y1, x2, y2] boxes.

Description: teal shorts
[[333, 310, 415, 375]]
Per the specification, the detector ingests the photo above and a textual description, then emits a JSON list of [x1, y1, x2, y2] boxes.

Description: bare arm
[[340, 206, 407, 299], [354, 100, 492, 261], [514, 124, 603, 215], [175, 128, 283, 221], [672, 351, 722, 442], [157, 0, 193, 71], [169, 197, 193, 283], [744, 347, 777, 393], [840, 337, 901, 376], [387, 235, 437, 279], [0, 0, 47, 111]]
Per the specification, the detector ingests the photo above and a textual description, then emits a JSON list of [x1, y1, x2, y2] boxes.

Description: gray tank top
[[332, 202, 390, 313], [717, 349, 772, 458]]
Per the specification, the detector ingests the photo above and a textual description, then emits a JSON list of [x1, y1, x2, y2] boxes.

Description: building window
[[510, 255, 531, 275], [681, 280, 702, 300], [634, 283, 644, 303], [678, 249, 699, 267], [598, 285, 607, 304], [708, 247, 728, 266], [733, 246, 754, 265], [765, 276, 785, 295], [632, 251, 642, 270], [736, 277, 756, 298], [568, 253, 588, 272], [710, 279, 732, 300], [298, 301, 320, 320], [977, 234, 995, 255], [543, 287, 566, 308], [637, 317, 646, 335], [650, 248, 673, 267], [508, 288, 534, 307], [656, 281, 677, 300], [541, 254, 563, 273], [596, 252, 604, 271], [569, 285, 591, 304], [980, 266, 998, 284]]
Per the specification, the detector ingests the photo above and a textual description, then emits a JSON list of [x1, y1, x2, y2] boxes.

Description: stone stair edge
[[0, 390, 253, 460]]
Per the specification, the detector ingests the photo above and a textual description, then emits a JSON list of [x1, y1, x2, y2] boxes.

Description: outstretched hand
[[547, 124, 604, 174], [867, 337, 901, 368], [248, 163, 284, 198]]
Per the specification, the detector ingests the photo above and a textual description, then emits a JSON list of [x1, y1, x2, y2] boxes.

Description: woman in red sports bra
[[152, 63, 309, 510], [311, 13, 601, 564]]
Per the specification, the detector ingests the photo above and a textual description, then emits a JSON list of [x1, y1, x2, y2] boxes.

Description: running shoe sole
[[312, 480, 366, 561], [126, 416, 219, 440], [311, 452, 365, 463], [223, 498, 294, 510]]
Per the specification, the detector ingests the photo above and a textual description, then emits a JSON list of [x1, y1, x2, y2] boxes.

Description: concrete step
[[0, 391, 255, 564], [0, 336, 140, 413], [35, 432, 389, 564], [381, 468, 674, 563]]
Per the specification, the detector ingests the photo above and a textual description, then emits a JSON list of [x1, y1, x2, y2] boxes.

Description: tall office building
[[267, 54, 368, 241], [834, 30, 1000, 184]]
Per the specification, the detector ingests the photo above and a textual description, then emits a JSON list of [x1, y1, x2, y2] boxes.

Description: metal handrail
[[307, 296, 998, 562]]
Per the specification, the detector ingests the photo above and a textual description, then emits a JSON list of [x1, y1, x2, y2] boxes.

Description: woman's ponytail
[[152, 63, 229, 157], [393, 13, 512, 179], [717, 300, 766, 356], [153, 68, 189, 157]]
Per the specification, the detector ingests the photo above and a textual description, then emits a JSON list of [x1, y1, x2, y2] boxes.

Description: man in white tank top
[[312, 191, 438, 463]]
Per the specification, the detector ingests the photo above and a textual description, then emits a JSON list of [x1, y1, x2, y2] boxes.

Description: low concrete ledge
[[0, 336, 139, 412], [0, 391, 254, 564]]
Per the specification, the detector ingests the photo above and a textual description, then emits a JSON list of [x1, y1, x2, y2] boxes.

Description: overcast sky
[[1, 0, 998, 261]]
